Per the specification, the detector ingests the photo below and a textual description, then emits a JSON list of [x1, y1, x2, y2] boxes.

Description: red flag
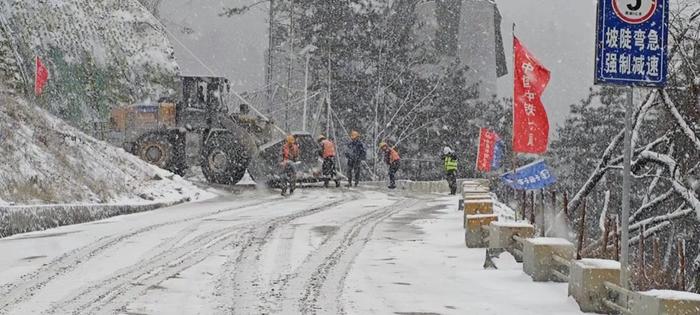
[[476, 128, 499, 173], [513, 37, 550, 154], [35, 56, 49, 96]]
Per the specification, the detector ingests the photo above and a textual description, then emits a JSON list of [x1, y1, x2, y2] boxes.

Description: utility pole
[[303, 53, 310, 132], [326, 47, 331, 137], [620, 87, 633, 289], [266, 0, 275, 112], [285, 0, 294, 132]]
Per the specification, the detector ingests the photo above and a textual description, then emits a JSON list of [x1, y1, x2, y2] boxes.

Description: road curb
[[363, 179, 472, 194], [0, 198, 190, 238]]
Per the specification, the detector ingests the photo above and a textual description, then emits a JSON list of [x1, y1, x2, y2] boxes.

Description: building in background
[[413, 0, 507, 100]]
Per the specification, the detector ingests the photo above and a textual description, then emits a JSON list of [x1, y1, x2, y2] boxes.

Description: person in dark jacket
[[441, 146, 458, 195], [380, 142, 400, 189], [344, 130, 366, 187]]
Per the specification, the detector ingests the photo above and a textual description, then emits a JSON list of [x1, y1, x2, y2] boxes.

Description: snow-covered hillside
[[0, 0, 178, 128], [0, 91, 208, 205]]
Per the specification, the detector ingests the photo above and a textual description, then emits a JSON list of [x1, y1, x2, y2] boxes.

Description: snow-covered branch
[[660, 90, 700, 152], [567, 91, 658, 213], [630, 188, 675, 223], [630, 221, 671, 244], [630, 206, 692, 232], [637, 150, 700, 218]]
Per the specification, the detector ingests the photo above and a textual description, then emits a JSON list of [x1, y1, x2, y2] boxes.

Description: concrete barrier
[[462, 182, 489, 197], [393, 180, 451, 194], [522, 237, 575, 282], [568, 259, 621, 313], [462, 179, 490, 192], [631, 290, 700, 315], [463, 198, 494, 228], [463, 192, 492, 200], [464, 214, 498, 248], [489, 221, 535, 249], [0, 198, 189, 238]]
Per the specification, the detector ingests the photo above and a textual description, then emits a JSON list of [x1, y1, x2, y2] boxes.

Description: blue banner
[[501, 160, 556, 190], [491, 139, 505, 170], [594, 0, 669, 87]]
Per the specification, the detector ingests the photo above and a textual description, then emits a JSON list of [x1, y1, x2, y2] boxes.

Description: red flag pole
[[475, 128, 483, 172], [511, 23, 520, 205]]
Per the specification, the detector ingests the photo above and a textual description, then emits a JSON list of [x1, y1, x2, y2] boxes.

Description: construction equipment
[[108, 75, 323, 186]]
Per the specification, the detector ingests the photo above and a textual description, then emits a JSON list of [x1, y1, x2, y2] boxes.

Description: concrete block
[[522, 237, 575, 282], [568, 259, 621, 313], [462, 179, 490, 191], [464, 214, 498, 248], [631, 290, 700, 315], [463, 199, 493, 216], [488, 221, 535, 249], [462, 192, 492, 200]]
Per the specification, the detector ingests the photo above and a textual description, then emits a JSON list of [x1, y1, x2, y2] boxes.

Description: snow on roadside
[[344, 194, 584, 314], [0, 92, 212, 206]]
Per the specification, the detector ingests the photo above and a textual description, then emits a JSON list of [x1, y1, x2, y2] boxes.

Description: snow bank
[[492, 221, 533, 228], [0, 91, 212, 237], [528, 237, 573, 246], [577, 258, 620, 270], [0, 92, 210, 205], [641, 290, 700, 301], [493, 197, 517, 221]]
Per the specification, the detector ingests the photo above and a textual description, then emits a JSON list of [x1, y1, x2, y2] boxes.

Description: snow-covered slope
[[0, 91, 209, 205], [0, 0, 178, 128]]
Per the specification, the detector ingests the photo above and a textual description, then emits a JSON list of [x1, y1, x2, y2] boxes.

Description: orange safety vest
[[320, 139, 336, 159], [283, 143, 300, 162], [388, 147, 400, 163]]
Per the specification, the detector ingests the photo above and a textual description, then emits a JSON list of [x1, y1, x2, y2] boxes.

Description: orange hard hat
[[286, 135, 295, 144]]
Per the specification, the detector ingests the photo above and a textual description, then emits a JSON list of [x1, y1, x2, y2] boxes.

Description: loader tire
[[136, 131, 187, 176], [201, 132, 249, 185]]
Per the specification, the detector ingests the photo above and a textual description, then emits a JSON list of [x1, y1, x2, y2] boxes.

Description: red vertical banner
[[35, 56, 49, 96], [476, 128, 498, 173], [513, 37, 550, 154]]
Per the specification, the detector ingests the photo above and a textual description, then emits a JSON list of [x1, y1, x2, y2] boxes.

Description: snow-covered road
[[0, 188, 584, 314]]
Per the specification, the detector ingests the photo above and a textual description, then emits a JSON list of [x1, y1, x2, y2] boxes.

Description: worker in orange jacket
[[281, 135, 300, 196], [380, 142, 401, 189], [318, 135, 340, 188]]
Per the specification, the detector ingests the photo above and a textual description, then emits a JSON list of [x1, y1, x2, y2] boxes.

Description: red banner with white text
[[513, 37, 550, 154], [476, 128, 498, 173]]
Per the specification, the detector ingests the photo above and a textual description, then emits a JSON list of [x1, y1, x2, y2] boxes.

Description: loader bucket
[[248, 132, 324, 188]]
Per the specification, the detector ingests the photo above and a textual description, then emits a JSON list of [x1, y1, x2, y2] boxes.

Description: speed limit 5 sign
[[595, 0, 669, 87], [612, 0, 658, 24]]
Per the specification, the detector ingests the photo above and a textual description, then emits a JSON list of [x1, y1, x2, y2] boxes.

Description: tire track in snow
[[227, 196, 413, 315], [46, 196, 351, 314], [216, 190, 364, 314], [295, 199, 414, 315], [0, 196, 282, 314]]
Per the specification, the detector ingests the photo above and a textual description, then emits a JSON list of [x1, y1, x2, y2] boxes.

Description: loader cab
[[177, 76, 231, 130]]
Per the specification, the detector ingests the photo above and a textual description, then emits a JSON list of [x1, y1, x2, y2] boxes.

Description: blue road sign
[[595, 0, 669, 87]]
